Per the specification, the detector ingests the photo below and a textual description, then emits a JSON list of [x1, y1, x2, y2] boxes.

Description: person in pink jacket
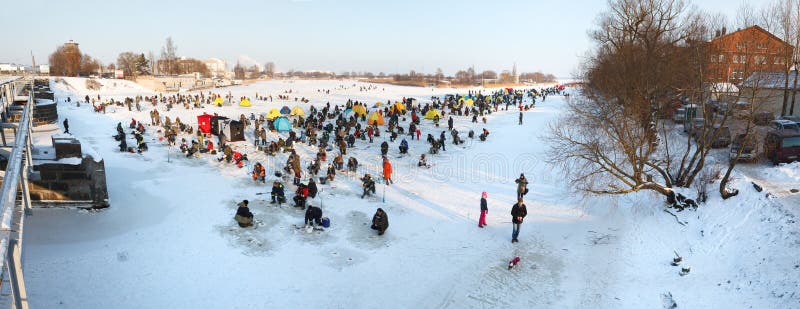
[[478, 192, 488, 228]]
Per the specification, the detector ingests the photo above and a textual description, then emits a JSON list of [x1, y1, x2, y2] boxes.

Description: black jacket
[[308, 181, 318, 198], [236, 206, 253, 218], [511, 203, 527, 224], [480, 198, 488, 212], [305, 206, 323, 223], [372, 211, 389, 231], [271, 184, 284, 196]]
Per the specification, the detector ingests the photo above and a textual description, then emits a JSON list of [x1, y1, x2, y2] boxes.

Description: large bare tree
[[160, 37, 178, 75], [547, 0, 746, 204]]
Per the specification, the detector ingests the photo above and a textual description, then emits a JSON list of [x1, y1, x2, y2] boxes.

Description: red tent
[[197, 114, 213, 134]]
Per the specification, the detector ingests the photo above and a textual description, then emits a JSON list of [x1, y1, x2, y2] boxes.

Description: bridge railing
[[0, 77, 31, 309]]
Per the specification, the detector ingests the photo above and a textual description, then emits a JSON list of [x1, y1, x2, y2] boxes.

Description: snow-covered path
[[21, 79, 800, 308]]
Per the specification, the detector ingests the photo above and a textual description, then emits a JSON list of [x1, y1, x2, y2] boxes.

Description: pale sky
[[0, 0, 769, 77]]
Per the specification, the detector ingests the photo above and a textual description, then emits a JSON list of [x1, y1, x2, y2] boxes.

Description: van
[[764, 130, 800, 164], [684, 117, 704, 134], [673, 108, 686, 123]]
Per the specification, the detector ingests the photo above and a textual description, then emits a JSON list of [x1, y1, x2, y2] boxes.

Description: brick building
[[707, 26, 794, 83]]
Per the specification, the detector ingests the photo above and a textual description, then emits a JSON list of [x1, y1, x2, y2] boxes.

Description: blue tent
[[344, 108, 353, 117], [274, 116, 292, 132], [280, 106, 291, 115]]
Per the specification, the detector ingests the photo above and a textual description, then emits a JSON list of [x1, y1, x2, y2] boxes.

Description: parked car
[[730, 133, 757, 161], [695, 124, 731, 148], [764, 130, 800, 164], [781, 115, 800, 121], [770, 119, 800, 131]]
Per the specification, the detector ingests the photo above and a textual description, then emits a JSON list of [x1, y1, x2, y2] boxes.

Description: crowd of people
[[84, 83, 563, 241]]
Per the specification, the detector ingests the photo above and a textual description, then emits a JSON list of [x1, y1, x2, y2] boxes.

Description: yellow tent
[[465, 98, 474, 106], [368, 112, 385, 125], [267, 108, 282, 120], [239, 98, 251, 107], [374, 101, 384, 107], [290, 106, 305, 117], [392, 102, 406, 113], [424, 109, 442, 120], [352, 105, 367, 116], [214, 97, 224, 106]]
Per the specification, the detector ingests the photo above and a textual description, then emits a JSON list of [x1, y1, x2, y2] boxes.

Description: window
[[731, 72, 738, 79], [719, 54, 725, 62], [711, 56, 717, 63], [774, 57, 786, 65], [736, 42, 748, 50], [757, 43, 767, 49], [740, 55, 747, 63], [754, 55, 766, 64], [733, 56, 739, 63]]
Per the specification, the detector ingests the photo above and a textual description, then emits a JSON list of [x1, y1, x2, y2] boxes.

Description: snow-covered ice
[[22, 78, 800, 308]]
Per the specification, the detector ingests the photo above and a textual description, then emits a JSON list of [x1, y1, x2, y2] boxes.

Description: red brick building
[[707, 26, 794, 83]]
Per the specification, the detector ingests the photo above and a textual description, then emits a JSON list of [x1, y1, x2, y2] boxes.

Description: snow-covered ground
[[23, 78, 800, 308]]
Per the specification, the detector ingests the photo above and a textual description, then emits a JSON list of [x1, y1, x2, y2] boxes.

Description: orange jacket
[[383, 160, 392, 179]]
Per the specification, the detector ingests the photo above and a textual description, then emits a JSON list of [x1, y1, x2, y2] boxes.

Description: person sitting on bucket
[[252, 162, 266, 183], [235, 200, 254, 227], [399, 138, 409, 154], [294, 183, 309, 208], [371, 208, 389, 235], [271, 181, 286, 205], [418, 154, 429, 168]]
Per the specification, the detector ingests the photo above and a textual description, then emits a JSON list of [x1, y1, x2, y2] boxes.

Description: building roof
[[710, 25, 793, 49], [741, 71, 800, 90]]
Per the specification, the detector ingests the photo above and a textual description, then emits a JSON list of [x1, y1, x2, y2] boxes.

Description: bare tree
[[80, 55, 100, 76], [233, 62, 245, 79], [48, 43, 82, 76], [548, 0, 702, 200], [117, 52, 140, 79], [760, 0, 799, 116], [480, 70, 497, 79], [736, 3, 757, 28], [160, 37, 178, 75], [264, 62, 275, 78]]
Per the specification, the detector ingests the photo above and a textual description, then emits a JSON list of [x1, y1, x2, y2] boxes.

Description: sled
[[508, 256, 521, 270]]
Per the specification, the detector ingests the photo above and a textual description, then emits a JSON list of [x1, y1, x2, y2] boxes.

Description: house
[[739, 71, 800, 117], [202, 58, 227, 78], [707, 26, 793, 83]]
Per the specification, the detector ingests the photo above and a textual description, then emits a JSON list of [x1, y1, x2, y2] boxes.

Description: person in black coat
[[235, 200, 254, 227], [510, 198, 527, 243], [380, 141, 389, 156], [308, 178, 318, 199], [371, 208, 389, 235], [304, 205, 323, 226]]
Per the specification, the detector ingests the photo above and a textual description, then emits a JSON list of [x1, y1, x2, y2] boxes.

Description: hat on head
[[243, 200, 249, 205]]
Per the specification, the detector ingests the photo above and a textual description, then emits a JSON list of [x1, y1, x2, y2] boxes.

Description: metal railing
[[0, 77, 31, 309]]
